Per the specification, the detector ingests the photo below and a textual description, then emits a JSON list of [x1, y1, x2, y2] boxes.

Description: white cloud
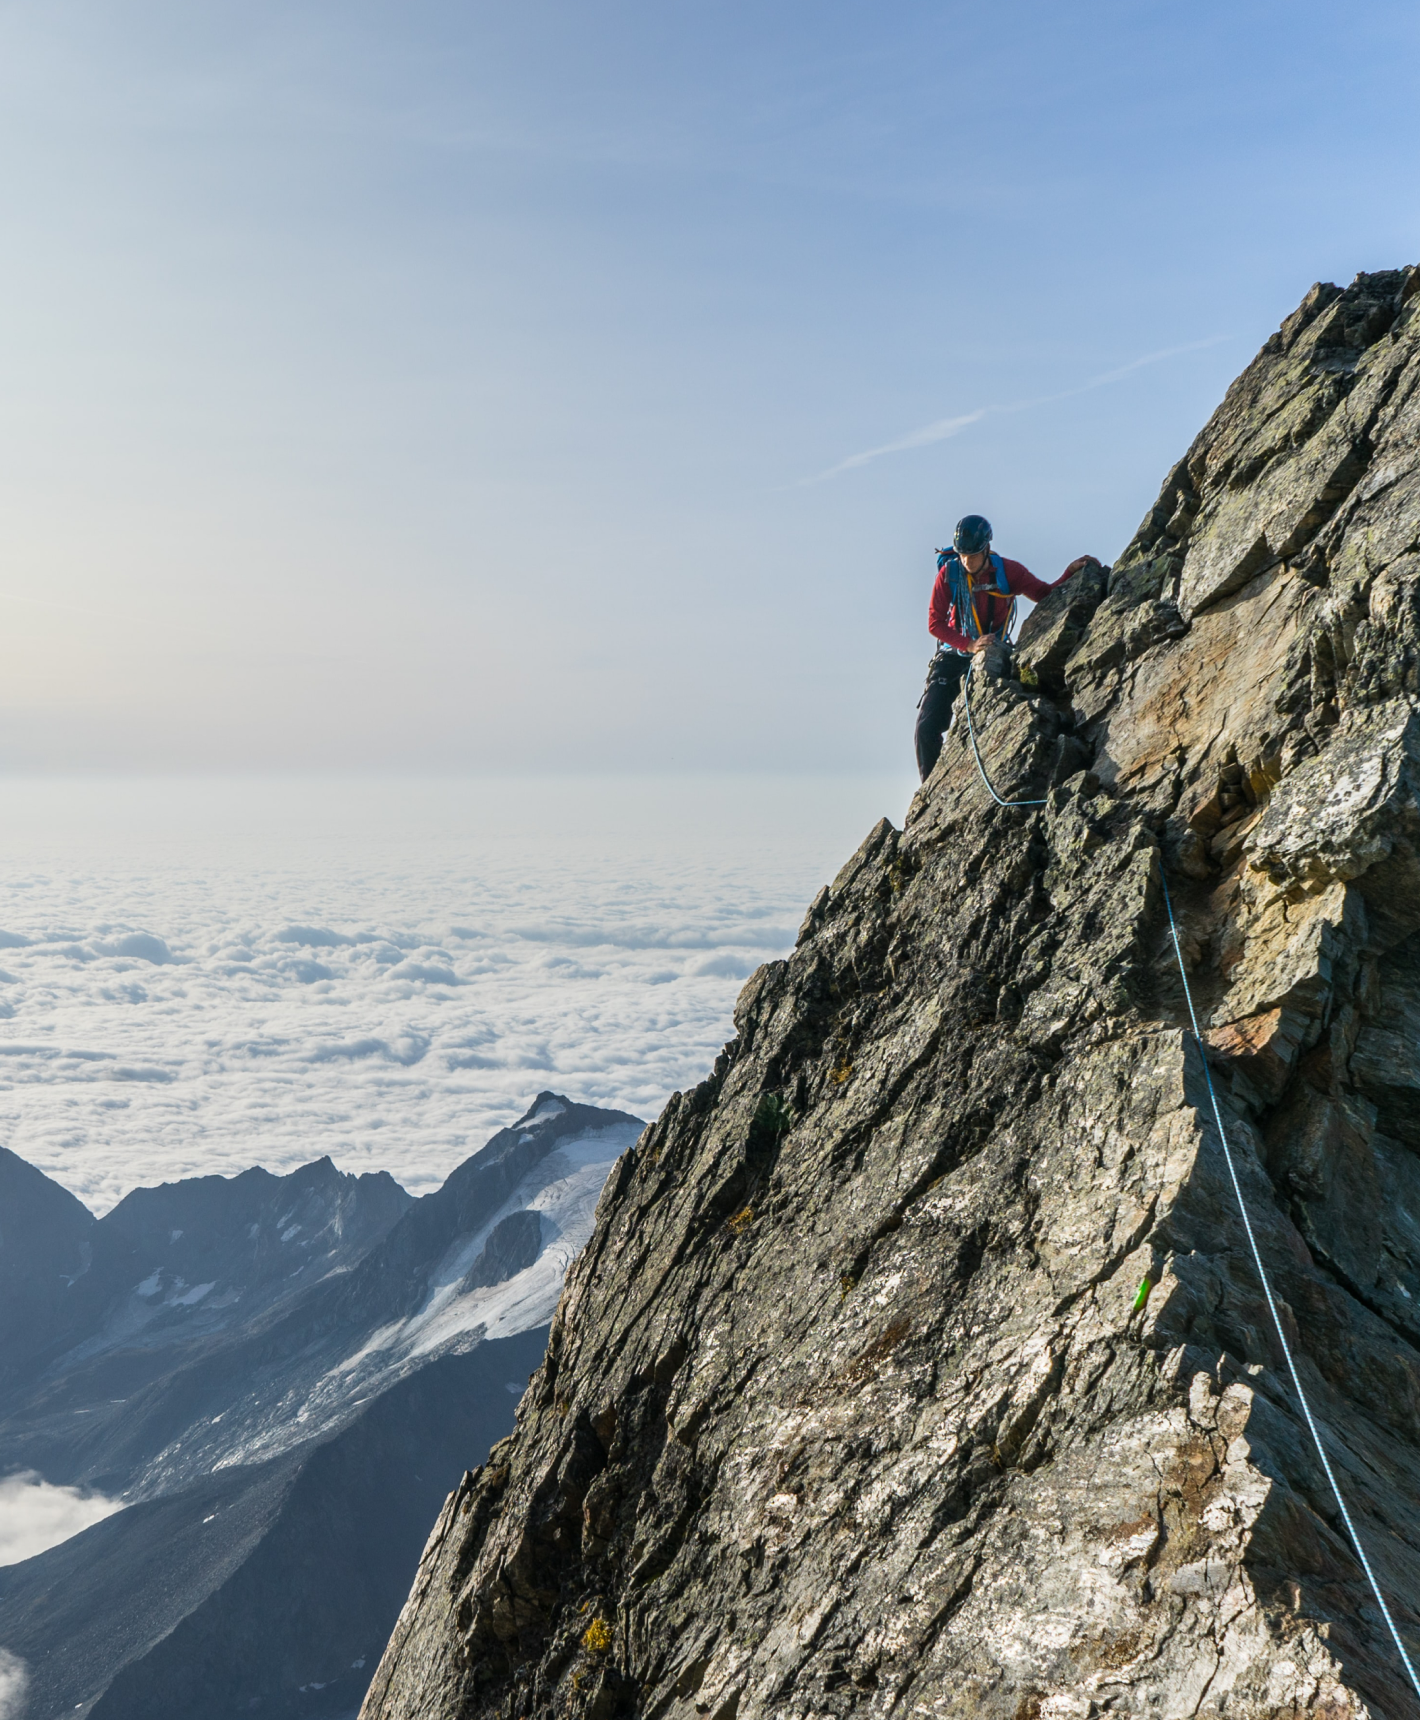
[[688, 952, 761, 979], [0, 772, 910, 1213], [807, 410, 986, 480], [0, 1651, 28, 1720], [807, 337, 1231, 482], [0, 1472, 124, 1566]]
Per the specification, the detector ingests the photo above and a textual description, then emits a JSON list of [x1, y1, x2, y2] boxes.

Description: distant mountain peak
[[0, 1093, 647, 1718]]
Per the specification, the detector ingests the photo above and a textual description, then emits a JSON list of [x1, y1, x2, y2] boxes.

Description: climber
[[915, 514, 1099, 781]]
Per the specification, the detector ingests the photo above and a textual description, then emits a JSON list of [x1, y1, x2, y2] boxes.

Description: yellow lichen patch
[[728, 1206, 755, 1236], [829, 1055, 854, 1085], [582, 1616, 613, 1654]]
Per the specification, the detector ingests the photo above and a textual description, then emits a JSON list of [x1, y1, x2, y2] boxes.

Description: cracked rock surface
[[362, 269, 1420, 1720]]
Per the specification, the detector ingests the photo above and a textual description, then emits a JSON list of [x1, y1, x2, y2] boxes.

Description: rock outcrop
[[362, 270, 1420, 1720]]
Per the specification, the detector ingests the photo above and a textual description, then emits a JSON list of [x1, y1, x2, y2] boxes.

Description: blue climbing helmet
[[953, 514, 993, 554]]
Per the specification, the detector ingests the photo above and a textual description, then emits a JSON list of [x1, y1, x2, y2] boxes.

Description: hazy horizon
[[0, 768, 914, 1214]]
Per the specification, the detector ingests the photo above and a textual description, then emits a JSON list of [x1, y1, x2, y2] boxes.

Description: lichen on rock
[[361, 268, 1420, 1720]]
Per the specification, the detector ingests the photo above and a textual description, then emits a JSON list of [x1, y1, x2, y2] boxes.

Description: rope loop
[[961, 656, 1048, 809]]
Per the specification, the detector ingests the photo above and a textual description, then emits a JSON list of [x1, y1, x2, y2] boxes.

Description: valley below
[[0, 1094, 643, 1719]]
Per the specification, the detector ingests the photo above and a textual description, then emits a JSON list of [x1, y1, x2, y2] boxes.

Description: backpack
[[937, 550, 1016, 642]]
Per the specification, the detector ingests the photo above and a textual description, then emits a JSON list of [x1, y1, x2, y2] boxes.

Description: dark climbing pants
[[914, 651, 969, 782]]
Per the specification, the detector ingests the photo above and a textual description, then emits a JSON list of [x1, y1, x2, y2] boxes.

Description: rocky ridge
[[0, 1094, 643, 1720], [362, 269, 1420, 1720]]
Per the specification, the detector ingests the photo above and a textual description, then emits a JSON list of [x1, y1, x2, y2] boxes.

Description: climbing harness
[[961, 657, 1048, 809], [1157, 863, 1420, 1703], [959, 674, 1420, 1696]]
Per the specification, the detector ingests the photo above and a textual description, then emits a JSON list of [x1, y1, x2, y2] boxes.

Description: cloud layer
[[0, 1473, 123, 1567], [0, 773, 909, 1213], [807, 338, 1230, 483], [0, 1651, 26, 1720]]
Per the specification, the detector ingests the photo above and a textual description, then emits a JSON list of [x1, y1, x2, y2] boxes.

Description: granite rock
[[362, 270, 1420, 1720]]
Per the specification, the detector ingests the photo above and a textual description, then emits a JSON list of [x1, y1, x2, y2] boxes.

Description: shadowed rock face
[[466, 1212, 547, 1292], [0, 1147, 96, 1386], [362, 270, 1420, 1720]]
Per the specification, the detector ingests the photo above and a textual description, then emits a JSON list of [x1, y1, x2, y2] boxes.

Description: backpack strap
[[990, 552, 1018, 639]]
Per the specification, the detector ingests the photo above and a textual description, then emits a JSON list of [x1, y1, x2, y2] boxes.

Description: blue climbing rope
[[961, 658, 1049, 809], [1157, 860, 1420, 1700]]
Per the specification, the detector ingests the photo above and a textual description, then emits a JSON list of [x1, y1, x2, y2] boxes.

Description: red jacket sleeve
[[1000, 558, 1055, 602], [1004, 557, 1095, 599]]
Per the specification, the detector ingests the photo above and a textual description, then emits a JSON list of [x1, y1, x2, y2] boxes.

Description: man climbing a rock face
[[915, 513, 1099, 781]]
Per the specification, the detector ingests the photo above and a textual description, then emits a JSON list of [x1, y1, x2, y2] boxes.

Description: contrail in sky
[[802, 336, 1232, 484]]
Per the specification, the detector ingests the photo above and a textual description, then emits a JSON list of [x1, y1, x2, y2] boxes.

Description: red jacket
[[928, 555, 1068, 653]]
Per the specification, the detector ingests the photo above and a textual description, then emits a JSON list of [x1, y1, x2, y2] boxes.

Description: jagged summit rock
[[362, 269, 1420, 1720]]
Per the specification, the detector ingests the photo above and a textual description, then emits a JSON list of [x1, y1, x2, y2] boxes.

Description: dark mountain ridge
[[0, 1147, 98, 1386], [4, 1152, 413, 1398], [1, 1093, 640, 1496], [0, 1335, 550, 1720], [0, 1092, 644, 1718]]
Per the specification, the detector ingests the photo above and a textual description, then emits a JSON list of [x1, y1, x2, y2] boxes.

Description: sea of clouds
[[0, 772, 912, 1214]]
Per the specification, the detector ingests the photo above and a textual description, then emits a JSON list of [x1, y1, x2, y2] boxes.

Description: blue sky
[[0, 0, 1416, 772]]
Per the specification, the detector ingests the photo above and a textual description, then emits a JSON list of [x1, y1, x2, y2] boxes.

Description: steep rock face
[[363, 271, 1420, 1720]]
